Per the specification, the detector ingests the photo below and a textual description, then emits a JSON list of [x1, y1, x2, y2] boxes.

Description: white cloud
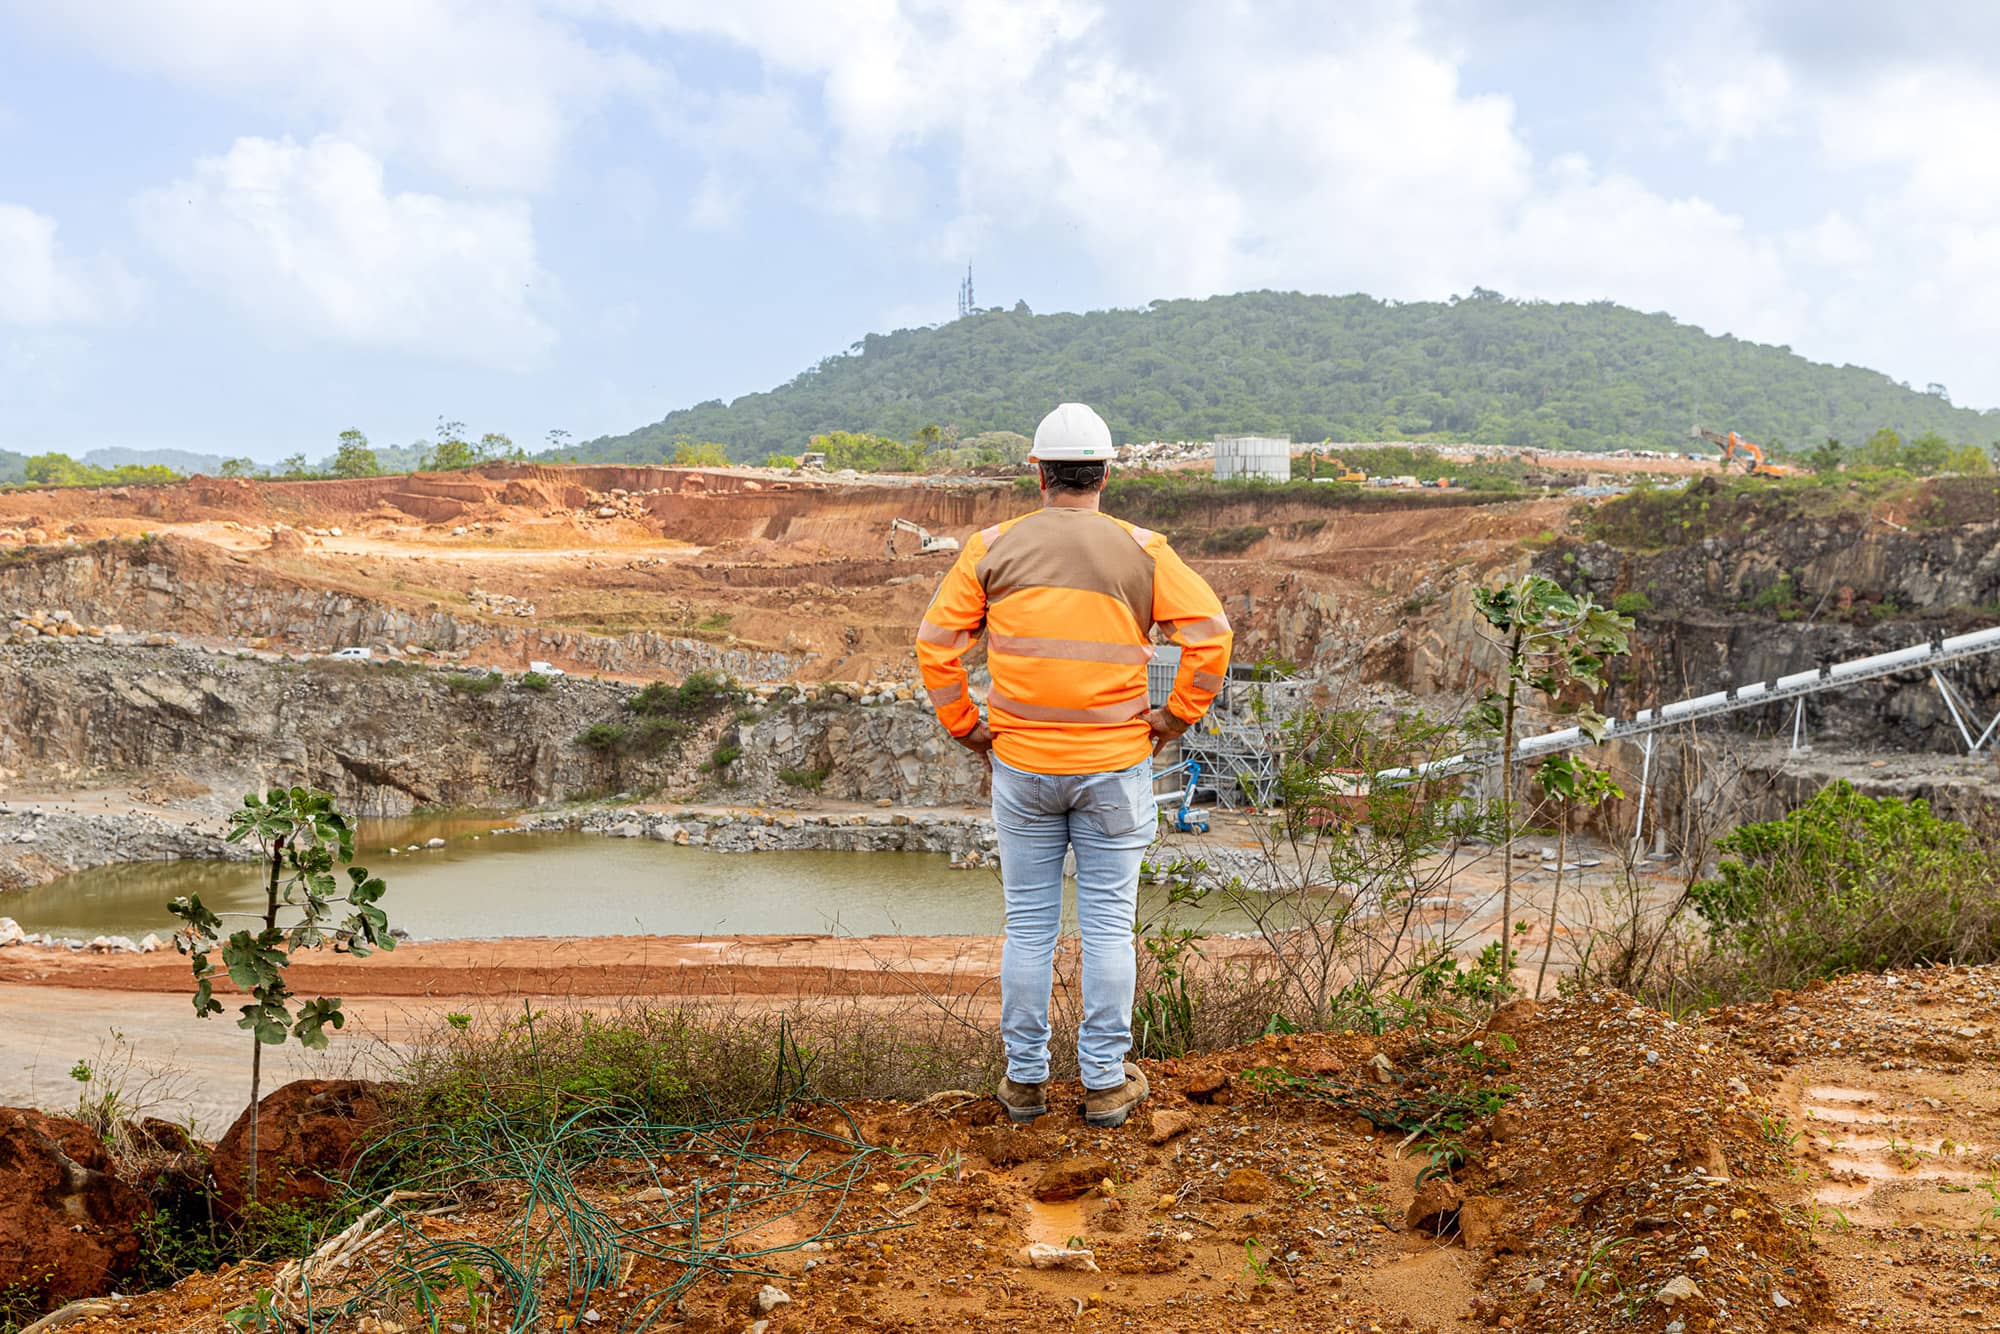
[[1646, 9, 2000, 404], [19, 0, 653, 192], [1814, 70, 2000, 218], [587, 0, 1794, 354], [1656, 4, 1797, 158], [1784, 212, 1871, 268], [1495, 163, 1798, 343], [135, 136, 555, 369], [0, 203, 142, 325]]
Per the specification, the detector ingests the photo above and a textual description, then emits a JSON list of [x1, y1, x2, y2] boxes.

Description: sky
[[4, 0, 2000, 462]]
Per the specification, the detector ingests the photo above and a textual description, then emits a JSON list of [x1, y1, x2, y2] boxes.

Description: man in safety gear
[[915, 402, 1233, 1127]]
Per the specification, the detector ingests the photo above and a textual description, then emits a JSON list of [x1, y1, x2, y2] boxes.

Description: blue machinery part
[[1152, 758, 1209, 834]]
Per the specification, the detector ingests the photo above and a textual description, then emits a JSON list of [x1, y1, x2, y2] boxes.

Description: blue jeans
[[991, 755, 1156, 1091]]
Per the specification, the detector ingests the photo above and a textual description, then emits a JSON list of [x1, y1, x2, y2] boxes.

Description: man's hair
[[1038, 460, 1107, 495]]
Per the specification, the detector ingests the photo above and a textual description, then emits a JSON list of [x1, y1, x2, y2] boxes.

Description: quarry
[[2, 459, 1999, 1334]]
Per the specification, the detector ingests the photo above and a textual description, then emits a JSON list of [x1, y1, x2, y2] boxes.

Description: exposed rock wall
[[0, 538, 800, 681], [734, 700, 989, 807], [1360, 512, 2000, 754], [0, 642, 699, 816], [0, 642, 988, 826]]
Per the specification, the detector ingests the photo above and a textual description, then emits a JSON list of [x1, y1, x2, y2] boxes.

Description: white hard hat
[[1031, 403, 1115, 461]]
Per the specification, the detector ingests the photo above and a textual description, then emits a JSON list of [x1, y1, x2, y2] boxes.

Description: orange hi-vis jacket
[[916, 506, 1234, 775]]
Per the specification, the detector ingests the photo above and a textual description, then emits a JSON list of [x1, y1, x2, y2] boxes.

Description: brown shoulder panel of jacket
[[974, 509, 1155, 632]]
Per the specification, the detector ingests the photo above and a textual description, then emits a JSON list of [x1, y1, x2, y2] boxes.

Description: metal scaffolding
[[1180, 722, 1285, 808]]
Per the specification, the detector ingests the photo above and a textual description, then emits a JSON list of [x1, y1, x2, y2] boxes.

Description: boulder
[[1031, 1155, 1114, 1202], [1219, 1167, 1272, 1204], [0, 1108, 147, 1304], [1405, 1176, 1464, 1236], [211, 1079, 389, 1213]]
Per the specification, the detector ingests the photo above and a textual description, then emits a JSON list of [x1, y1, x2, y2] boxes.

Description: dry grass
[[390, 994, 1006, 1130]]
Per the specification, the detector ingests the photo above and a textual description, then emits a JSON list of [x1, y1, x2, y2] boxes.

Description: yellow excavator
[[1307, 451, 1365, 483], [884, 517, 961, 557], [1691, 426, 1792, 478]]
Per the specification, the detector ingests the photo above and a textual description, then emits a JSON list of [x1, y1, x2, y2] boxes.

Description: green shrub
[[1197, 524, 1270, 554], [1689, 781, 2000, 995], [778, 764, 832, 791], [445, 671, 504, 696], [1610, 590, 1653, 615], [577, 722, 628, 751], [518, 671, 553, 692], [1748, 573, 1799, 612], [630, 670, 742, 719], [703, 743, 742, 772], [578, 716, 687, 756]]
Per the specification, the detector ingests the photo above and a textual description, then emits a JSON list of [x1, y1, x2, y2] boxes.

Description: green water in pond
[[3, 817, 1265, 941]]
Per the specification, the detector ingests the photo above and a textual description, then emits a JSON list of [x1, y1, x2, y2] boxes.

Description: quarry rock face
[[0, 1107, 148, 1304], [737, 700, 988, 807], [0, 536, 801, 684], [0, 643, 706, 818]]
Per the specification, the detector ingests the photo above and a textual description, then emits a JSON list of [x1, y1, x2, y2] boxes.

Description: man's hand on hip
[[954, 721, 995, 770], [1146, 708, 1191, 755]]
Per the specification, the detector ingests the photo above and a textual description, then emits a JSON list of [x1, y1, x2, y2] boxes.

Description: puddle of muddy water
[[1022, 1197, 1092, 1250], [3, 824, 1270, 941], [1821, 1154, 1986, 1183], [1804, 1104, 1889, 1125]]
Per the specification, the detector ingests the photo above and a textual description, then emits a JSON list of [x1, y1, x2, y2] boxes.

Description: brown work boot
[[1082, 1062, 1150, 1128], [996, 1076, 1048, 1124]]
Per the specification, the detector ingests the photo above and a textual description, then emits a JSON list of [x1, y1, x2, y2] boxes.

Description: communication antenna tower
[[957, 264, 975, 318]]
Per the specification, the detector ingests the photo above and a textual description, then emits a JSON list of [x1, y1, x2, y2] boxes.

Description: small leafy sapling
[[1530, 754, 1624, 999], [168, 787, 394, 1203], [1470, 575, 1631, 990]]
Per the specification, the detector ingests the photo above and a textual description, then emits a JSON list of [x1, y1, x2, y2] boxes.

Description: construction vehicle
[[1691, 426, 1792, 478], [1306, 450, 1365, 483], [884, 517, 961, 557], [1151, 758, 1209, 834], [797, 451, 827, 470]]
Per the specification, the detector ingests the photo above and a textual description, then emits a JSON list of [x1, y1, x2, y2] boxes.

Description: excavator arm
[[885, 517, 961, 556], [1691, 425, 1772, 472], [1692, 424, 1789, 477]]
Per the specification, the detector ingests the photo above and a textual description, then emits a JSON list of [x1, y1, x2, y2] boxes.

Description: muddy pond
[[4, 816, 1266, 941]]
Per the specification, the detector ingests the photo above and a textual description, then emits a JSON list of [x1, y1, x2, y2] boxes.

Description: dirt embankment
[[64, 977, 2000, 1334]]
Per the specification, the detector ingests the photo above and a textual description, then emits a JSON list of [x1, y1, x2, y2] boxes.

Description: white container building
[[1212, 436, 1292, 483]]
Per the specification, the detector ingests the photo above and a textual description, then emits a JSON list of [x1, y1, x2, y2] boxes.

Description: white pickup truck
[[528, 660, 565, 678]]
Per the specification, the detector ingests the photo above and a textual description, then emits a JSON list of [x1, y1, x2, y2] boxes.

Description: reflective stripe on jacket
[[915, 506, 1234, 775]]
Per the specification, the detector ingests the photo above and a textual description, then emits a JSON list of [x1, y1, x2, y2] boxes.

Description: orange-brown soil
[[0, 464, 1571, 682], [86, 969, 2000, 1334]]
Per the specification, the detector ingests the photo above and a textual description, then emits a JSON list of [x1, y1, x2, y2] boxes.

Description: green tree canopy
[[332, 429, 381, 478], [563, 290, 2000, 463]]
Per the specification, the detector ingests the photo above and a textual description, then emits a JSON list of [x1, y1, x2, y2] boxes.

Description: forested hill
[[576, 290, 2000, 462]]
